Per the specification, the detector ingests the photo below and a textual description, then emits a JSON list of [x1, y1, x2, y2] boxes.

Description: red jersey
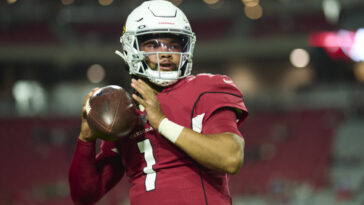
[[69, 74, 248, 205]]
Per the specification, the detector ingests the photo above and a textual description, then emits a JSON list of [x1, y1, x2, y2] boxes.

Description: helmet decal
[[122, 26, 126, 35]]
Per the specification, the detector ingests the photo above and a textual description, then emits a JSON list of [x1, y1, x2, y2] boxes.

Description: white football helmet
[[115, 0, 196, 86]]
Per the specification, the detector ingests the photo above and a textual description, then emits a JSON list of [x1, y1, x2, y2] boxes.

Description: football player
[[69, 1, 248, 205]]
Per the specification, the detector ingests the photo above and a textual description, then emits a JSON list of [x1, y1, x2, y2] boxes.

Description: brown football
[[86, 85, 137, 140]]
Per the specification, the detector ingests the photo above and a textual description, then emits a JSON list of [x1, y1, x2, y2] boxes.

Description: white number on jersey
[[137, 139, 157, 191]]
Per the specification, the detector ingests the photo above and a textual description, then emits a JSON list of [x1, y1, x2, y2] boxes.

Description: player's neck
[[149, 82, 164, 93], [132, 76, 164, 93]]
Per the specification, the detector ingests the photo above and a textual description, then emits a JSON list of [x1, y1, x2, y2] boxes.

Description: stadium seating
[[0, 23, 59, 44], [230, 109, 342, 195]]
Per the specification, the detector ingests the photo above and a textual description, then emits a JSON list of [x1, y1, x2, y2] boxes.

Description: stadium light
[[61, 0, 74, 5], [98, 0, 114, 6], [203, 0, 219, 5], [322, 0, 341, 24], [354, 62, 364, 83], [241, 0, 259, 7], [290, 48, 310, 68], [244, 4, 263, 20], [7, 0, 17, 4], [87, 64, 106, 83]]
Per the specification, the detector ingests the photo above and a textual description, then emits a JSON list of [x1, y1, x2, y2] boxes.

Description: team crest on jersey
[[129, 127, 153, 139], [128, 114, 153, 139]]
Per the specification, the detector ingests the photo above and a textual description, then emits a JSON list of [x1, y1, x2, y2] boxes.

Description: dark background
[[1, 0, 364, 204]]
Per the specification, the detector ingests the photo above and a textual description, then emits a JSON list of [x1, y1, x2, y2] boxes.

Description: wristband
[[158, 118, 184, 143]]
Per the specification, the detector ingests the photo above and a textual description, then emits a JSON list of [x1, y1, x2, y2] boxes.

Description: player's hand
[[79, 87, 99, 142], [131, 79, 165, 130]]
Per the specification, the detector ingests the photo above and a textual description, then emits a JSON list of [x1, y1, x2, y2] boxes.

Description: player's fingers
[[136, 79, 158, 98], [131, 79, 144, 94], [88, 87, 99, 97], [135, 80, 161, 106], [91, 87, 99, 93], [132, 93, 146, 107], [83, 87, 99, 106], [137, 79, 157, 94], [82, 98, 91, 118], [131, 79, 150, 100], [137, 79, 150, 88], [82, 87, 99, 118]]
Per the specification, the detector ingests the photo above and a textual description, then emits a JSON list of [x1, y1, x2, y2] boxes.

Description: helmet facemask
[[117, 30, 195, 86]]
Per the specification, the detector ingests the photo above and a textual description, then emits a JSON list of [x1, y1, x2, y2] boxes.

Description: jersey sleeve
[[191, 74, 248, 133], [202, 108, 243, 137], [68, 139, 124, 205]]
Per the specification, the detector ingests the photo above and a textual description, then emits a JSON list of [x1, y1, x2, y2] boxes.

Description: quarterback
[[69, 1, 248, 205]]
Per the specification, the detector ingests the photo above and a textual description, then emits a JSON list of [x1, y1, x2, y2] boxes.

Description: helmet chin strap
[[145, 68, 180, 87]]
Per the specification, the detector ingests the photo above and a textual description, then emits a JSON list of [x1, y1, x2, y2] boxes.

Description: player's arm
[[175, 108, 244, 174], [68, 88, 124, 205], [178, 132, 243, 174], [69, 140, 124, 204], [131, 79, 244, 174], [158, 108, 244, 174]]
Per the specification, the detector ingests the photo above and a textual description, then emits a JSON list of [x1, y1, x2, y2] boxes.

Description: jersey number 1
[[137, 139, 157, 191]]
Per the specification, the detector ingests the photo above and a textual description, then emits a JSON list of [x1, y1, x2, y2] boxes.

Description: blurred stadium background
[[1, 0, 364, 204]]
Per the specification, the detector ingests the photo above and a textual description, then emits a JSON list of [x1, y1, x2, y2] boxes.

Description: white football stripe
[[85, 99, 91, 115]]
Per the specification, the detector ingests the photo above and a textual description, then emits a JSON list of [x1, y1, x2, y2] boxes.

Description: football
[[86, 85, 137, 140]]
